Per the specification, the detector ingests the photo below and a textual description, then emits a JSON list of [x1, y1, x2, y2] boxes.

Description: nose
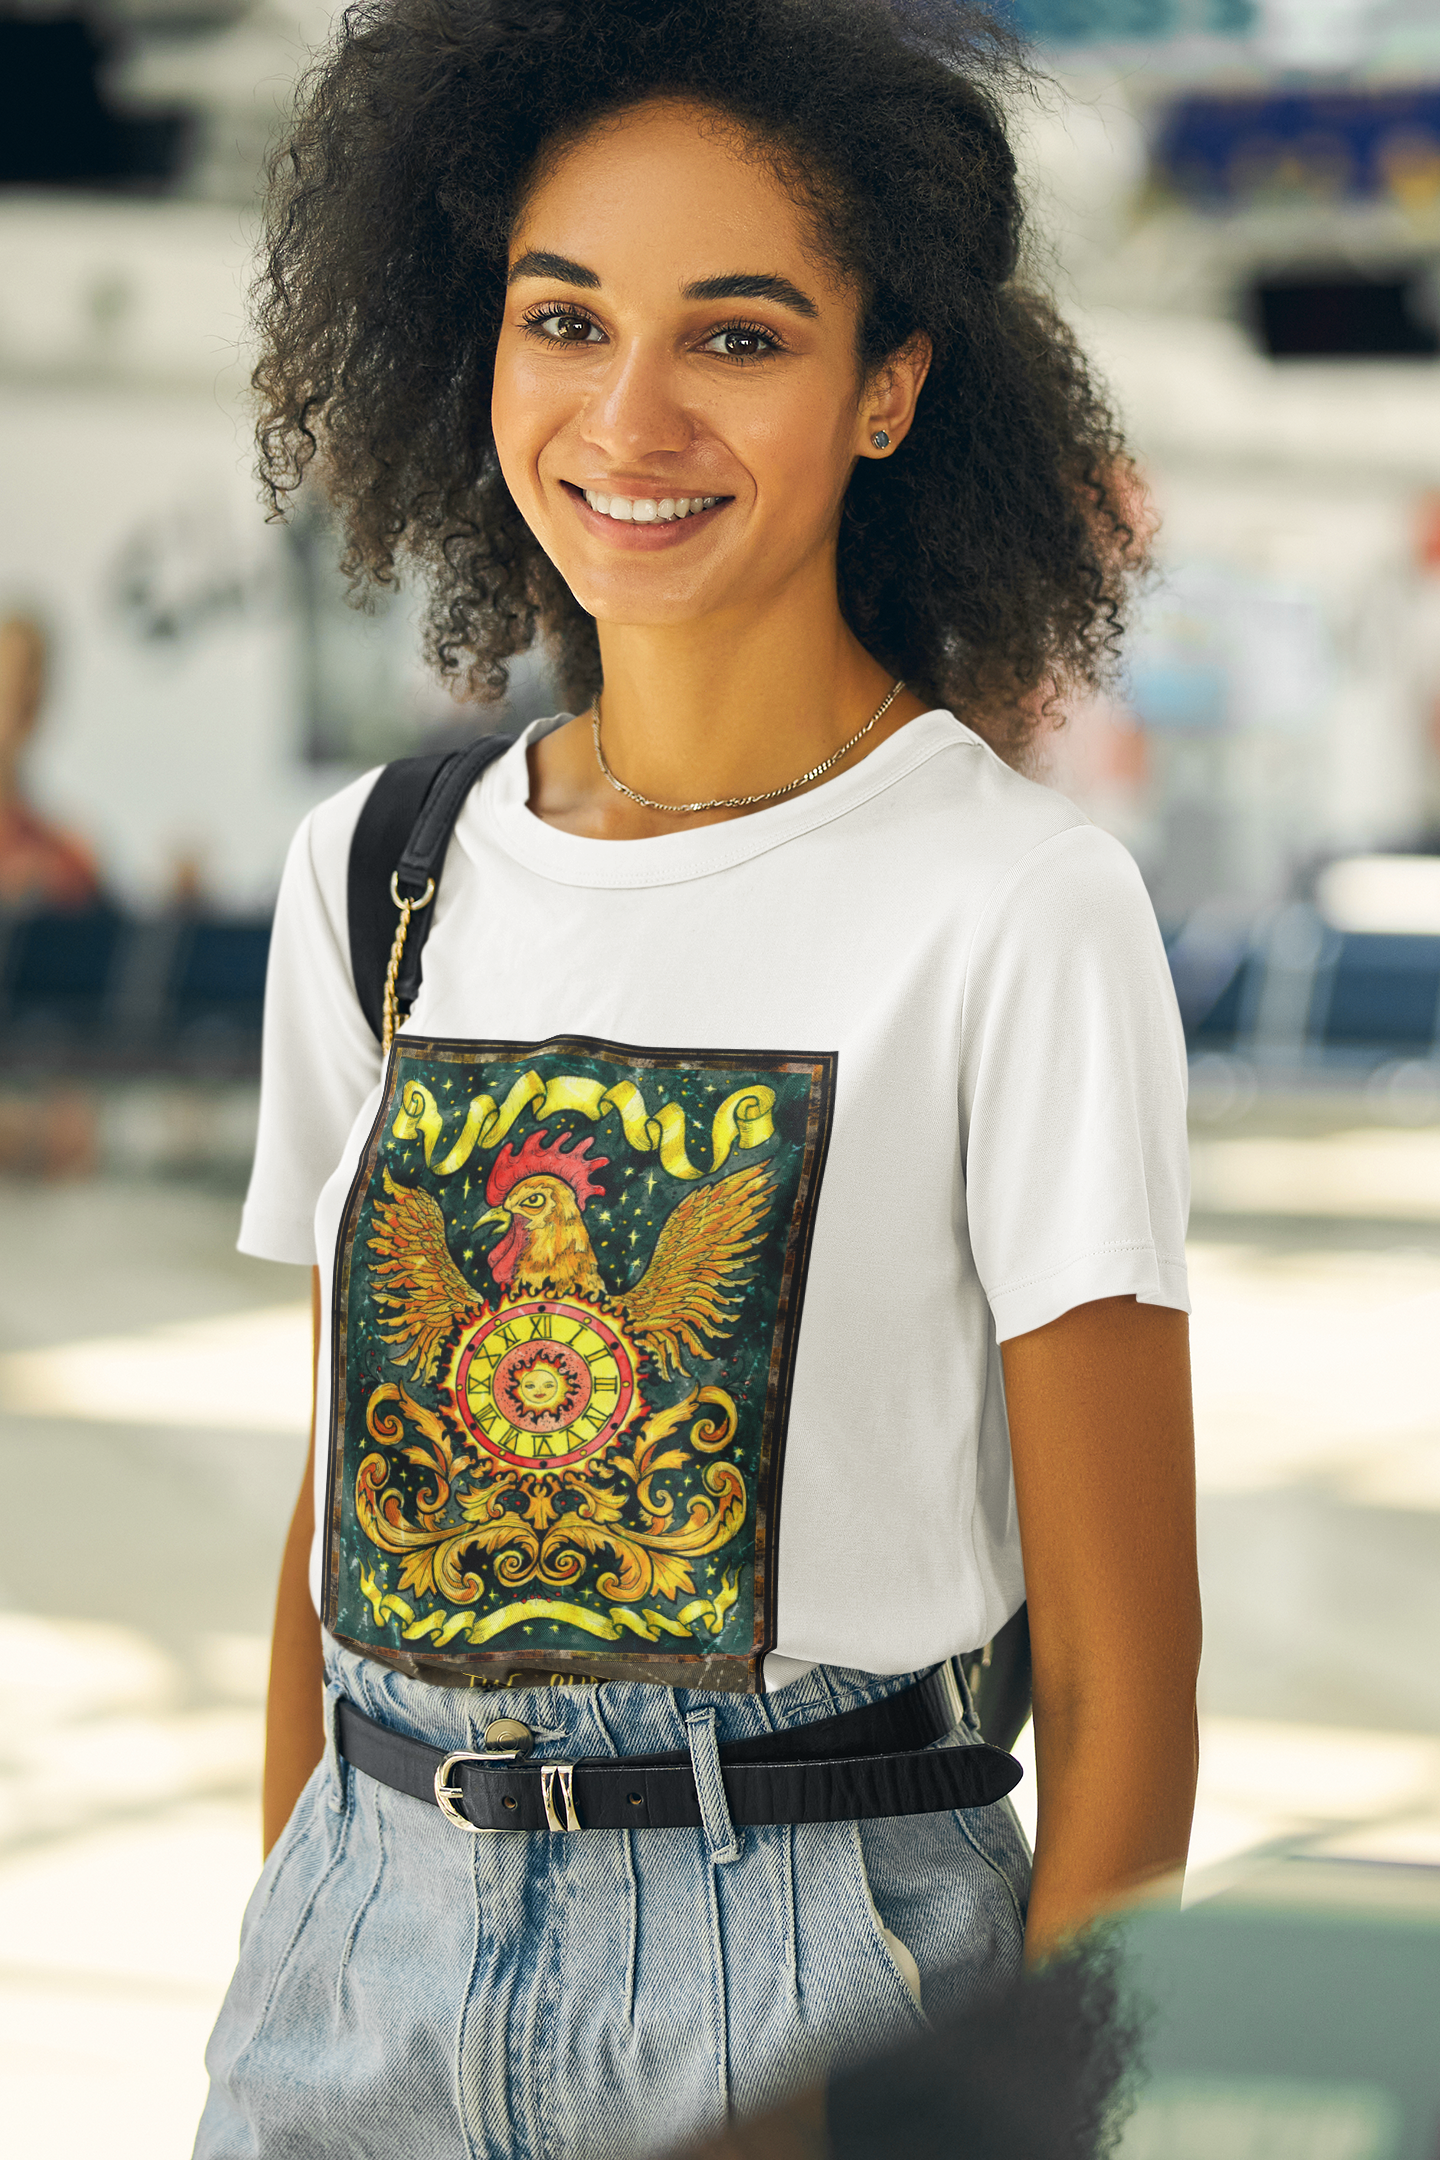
[[582, 336, 693, 465]]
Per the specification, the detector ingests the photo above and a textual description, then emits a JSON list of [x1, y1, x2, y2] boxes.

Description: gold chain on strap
[[381, 871, 435, 1057]]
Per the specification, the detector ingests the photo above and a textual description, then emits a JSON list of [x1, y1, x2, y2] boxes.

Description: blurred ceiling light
[[1316, 854, 1440, 934], [1259, 0, 1376, 74]]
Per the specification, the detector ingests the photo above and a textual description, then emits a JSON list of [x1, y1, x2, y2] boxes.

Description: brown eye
[[528, 308, 602, 344], [702, 324, 779, 360]]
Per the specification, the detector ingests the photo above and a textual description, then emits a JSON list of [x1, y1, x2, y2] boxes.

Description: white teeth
[[582, 488, 721, 521]]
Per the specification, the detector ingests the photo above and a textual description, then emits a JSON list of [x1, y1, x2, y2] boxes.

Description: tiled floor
[[1, 1138, 1438, 2149]]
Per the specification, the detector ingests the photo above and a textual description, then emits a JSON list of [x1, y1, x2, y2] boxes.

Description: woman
[[199, 2, 1200, 2154]]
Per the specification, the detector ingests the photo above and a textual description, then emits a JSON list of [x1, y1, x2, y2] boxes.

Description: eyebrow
[[682, 272, 818, 318], [508, 250, 601, 289], [507, 252, 818, 319]]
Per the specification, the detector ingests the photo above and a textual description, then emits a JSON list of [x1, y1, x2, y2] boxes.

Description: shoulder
[[957, 805, 1175, 1056], [883, 711, 1079, 841], [885, 714, 1143, 923], [906, 735, 1172, 1020], [956, 721, 1154, 901], [986, 816, 1154, 934], [270, 764, 388, 944], [289, 765, 386, 894], [968, 819, 1165, 1001], [256, 767, 386, 1009]]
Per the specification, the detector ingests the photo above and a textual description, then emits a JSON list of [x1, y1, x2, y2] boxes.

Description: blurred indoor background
[[1, 0, 1439, 2149]]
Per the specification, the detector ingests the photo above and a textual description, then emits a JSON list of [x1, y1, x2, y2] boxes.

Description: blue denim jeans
[[195, 1636, 1029, 2160]]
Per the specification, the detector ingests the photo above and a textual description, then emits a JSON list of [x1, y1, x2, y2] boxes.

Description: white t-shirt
[[241, 710, 1189, 1692]]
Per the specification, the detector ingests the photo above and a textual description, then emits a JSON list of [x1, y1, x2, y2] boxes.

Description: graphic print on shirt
[[327, 1036, 836, 1690]]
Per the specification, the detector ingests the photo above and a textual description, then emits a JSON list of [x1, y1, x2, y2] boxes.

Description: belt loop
[[944, 1656, 978, 1734], [685, 1708, 741, 1865]]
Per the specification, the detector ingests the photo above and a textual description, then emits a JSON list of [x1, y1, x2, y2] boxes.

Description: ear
[[857, 332, 933, 459]]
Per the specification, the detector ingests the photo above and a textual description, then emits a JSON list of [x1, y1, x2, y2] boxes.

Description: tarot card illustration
[[326, 1035, 835, 1690]]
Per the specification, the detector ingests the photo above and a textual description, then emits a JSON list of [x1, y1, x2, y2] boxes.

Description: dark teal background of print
[[334, 1041, 821, 1666]]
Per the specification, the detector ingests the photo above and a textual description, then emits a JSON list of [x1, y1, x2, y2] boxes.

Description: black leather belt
[[335, 1665, 1022, 1834]]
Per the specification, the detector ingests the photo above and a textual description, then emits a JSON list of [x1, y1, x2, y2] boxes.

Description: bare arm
[[1001, 1295, 1201, 1963], [262, 1265, 326, 1855]]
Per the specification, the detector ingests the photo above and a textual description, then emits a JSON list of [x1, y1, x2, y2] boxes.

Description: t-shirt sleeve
[[238, 772, 383, 1266], [959, 821, 1190, 1342]]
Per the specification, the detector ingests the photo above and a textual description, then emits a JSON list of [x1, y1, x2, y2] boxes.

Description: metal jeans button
[[484, 1717, 534, 1758]]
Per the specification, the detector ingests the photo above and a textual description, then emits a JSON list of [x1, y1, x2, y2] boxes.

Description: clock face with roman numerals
[[451, 1299, 640, 1470]]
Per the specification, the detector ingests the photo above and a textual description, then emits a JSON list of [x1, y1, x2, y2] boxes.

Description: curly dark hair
[[253, 0, 1142, 758]]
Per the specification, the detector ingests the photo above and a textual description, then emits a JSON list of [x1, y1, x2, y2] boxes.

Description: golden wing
[[367, 1169, 482, 1382], [617, 1158, 776, 1381]]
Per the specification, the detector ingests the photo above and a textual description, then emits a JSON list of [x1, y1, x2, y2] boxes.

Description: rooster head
[[479, 1128, 609, 1292]]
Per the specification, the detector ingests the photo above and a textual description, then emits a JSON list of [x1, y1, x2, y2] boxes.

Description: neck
[[530, 561, 927, 840]]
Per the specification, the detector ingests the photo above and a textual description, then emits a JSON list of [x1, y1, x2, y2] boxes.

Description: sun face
[[449, 1297, 641, 1469], [505, 1349, 579, 1420]]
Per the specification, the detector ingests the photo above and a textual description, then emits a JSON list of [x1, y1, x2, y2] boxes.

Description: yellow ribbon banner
[[392, 1071, 775, 1181], [359, 1568, 740, 1646]]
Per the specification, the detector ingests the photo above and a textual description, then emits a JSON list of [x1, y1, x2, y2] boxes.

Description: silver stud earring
[[871, 430, 891, 450]]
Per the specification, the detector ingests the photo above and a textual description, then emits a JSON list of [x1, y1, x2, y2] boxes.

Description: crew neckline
[[469, 707, 979, 890]]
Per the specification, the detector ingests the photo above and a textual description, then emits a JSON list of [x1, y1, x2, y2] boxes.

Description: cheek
[[743, 381, 858, 524], [490, 343, 561, 503]]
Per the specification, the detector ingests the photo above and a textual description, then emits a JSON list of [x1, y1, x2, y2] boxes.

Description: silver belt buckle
[[434, 1749, 510, 1833], [433, 1727, 580, 1833], [434, 1718, 534, 1833]]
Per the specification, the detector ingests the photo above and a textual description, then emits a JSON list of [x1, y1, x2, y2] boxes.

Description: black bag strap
[[346, 732, 516, 1044]]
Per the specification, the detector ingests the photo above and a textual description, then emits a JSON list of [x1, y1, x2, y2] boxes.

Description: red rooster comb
[[486, 1128, 609, 1210]]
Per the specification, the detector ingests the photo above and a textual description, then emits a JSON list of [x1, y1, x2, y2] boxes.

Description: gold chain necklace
[[590, 679, 905, 816]]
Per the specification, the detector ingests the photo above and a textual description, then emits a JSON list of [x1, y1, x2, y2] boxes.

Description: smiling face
[[492, 100, 897, 634]]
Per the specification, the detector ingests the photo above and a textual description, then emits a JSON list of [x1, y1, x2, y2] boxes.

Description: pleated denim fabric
[[195, 1635, 1029, 2160]]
